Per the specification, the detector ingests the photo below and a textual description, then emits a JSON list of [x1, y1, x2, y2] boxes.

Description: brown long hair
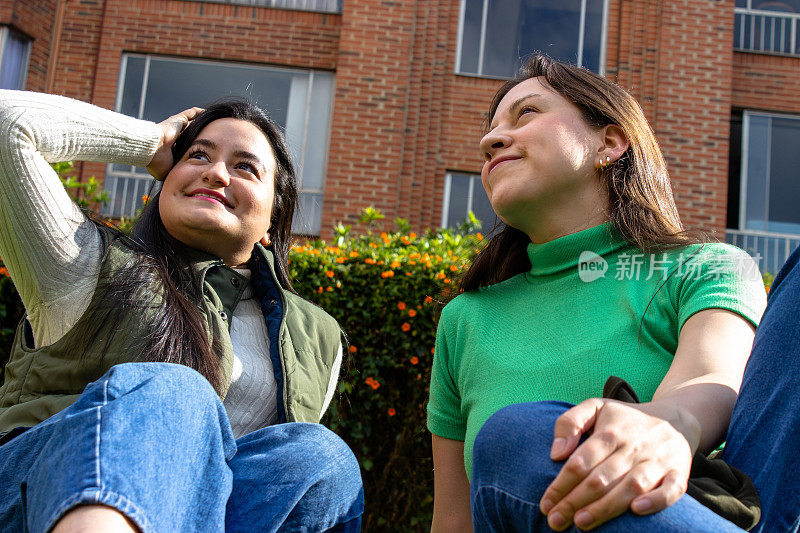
[[79, 100, 297, 394], [460, 54, 704, 292]]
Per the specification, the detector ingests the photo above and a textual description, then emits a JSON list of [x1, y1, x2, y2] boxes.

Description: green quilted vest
[[0, 233, 341, 435]]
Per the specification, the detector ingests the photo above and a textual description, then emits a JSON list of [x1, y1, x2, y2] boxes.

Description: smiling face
[[479, 77, 612, 241], [159, 118, 277, 266]]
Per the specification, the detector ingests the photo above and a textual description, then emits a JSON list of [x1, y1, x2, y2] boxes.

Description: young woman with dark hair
[[0, 91, 363, 532], [428, 55, 771, 531]]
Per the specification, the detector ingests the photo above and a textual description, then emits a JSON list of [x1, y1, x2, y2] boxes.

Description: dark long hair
[[83, 100, 297, 393], [460, 54, 704, 292]]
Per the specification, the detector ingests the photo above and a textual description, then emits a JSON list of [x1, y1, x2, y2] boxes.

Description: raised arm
[[0, 90, 161, 346]]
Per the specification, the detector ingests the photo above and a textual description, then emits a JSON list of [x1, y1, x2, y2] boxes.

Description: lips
[[487, 154, 522, 174], [187, 188, 232, 208]]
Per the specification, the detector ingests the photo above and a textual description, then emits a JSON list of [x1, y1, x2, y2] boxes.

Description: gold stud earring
[[260, 234, 271, 246]]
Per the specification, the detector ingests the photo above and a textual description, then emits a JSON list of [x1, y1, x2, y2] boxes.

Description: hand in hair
[[147, 106, 204, 181], [538, 398, 695, 531]]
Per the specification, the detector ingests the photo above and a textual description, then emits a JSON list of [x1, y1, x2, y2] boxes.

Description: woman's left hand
[[538, 398, 697, 531]]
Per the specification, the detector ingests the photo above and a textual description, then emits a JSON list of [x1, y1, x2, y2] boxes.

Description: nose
[[479, 128, 512, 161], [202, 161, 231, 186]]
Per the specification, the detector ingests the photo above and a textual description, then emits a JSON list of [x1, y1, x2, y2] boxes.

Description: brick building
[[1, 0, 798, 272]]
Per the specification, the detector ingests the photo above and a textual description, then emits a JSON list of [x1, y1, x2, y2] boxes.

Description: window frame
[[454, 0, 610, 80], [0, 26, 31, 90], [107, 53, 334, 234], [739, 109, 800, 234]]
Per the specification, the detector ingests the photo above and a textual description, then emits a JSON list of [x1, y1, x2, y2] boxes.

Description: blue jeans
[[471, 246, 800, 533], [0, 363, 364, 533]]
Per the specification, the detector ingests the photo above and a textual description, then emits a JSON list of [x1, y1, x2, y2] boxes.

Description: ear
[[596, 124, 629, 167]]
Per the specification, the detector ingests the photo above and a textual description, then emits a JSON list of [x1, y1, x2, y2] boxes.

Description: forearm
[[642, 376, 739, 455]]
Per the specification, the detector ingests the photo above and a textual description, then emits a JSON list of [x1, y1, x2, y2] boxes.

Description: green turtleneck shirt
[[427, 224, 767, 480]]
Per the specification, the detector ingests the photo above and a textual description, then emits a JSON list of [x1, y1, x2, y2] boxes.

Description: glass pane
[[582, 0, 605, 72], [446, 173, 470, 228], [293, 192, 323, 235], [517, 0, 583, 67], [142, 58, 293, 128], [735, 0, 746, 7], [470, 177, 500, 234], [752, 0, 799, 12], [285, 74, 310, 176], [459, 0, 483, 74], [113, 176, 126, 217], [120, 56, 145, 117], [744, 115, 770, 231], [767, 117, 800, 232], [482, 0, 524, 78], [301, 72, 334, 191], [0, 29, 29, 90]]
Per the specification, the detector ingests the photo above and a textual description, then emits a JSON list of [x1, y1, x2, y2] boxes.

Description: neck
[[521, 196, 610, 244]]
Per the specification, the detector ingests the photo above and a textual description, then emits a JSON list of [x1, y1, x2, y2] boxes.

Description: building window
[[187, 0, 341, 13], [107, 54, 334, 235], [456, 0, 608, 78], [739, 111, 800, 234], [734, 0, 800, 56], [441, 172, 499, 232], [0, 27, 31, 90]]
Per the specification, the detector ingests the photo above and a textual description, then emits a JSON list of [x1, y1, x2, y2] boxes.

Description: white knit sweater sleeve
[[0, 90, 161, 346]]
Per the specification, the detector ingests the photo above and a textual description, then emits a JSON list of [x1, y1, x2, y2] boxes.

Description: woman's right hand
[[146, 107, 204, 180]]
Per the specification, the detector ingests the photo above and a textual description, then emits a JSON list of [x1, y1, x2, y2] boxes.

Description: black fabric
[[602, 376, 760, 530]]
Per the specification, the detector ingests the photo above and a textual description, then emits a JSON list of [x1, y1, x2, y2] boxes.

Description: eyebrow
[[191, 138, 266, 172], [491, 93, 543, 128]]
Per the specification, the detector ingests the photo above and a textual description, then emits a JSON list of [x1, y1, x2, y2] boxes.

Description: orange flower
[[380, 232, 388, 239], [431, 347, 435, 355], [449, 265, 459, 272], [408, 309, 417, 317], [435, 272, 446, 280], [369, 242, 378, 248], [325, 270, 334, 278], [317, 286, 324, 293], [349, 345, 358, 353], [425, 261, 433, 268], [349, 251, 359, 258], [377, 260, 384, 265], [365, 258, 376, 264], [443, 278, 451, 284], [424, 296, 433, 304], [397, 302, 406, 310], [401, 322, 411, 332], [141, 195, 150, 204], [364, 377, 381, 390], [0, 267, 8, 277], [410, 356, 419, 365], [409, 261, 417, 266], [409, 232, 417, 239], [326, 286, 333, 292], [390, 260, 401, 269], [381, 270, 394, 278], [476, 232, 484, 241], [336, 257, 346, 264], [387, 408, 396, 416], [765, 285, 771, 294]]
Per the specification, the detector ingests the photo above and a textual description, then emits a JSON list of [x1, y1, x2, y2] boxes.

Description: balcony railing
[[725, 228, 800, 275], [734, 7, 800, 56], [187, 0, 342, 13]]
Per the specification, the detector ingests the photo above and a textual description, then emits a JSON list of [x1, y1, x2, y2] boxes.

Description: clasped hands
[[539, 398, 699, 531]]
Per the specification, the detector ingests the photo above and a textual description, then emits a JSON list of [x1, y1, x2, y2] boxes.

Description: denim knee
[[472, 401, 572, 499], [292, 423, 363, 499]]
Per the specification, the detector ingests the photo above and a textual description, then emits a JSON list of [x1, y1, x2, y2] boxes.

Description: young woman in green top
[[428, 55, 767, 531]]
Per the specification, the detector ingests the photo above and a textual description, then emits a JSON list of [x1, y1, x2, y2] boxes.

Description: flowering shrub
[[289, 213, 485, 530]]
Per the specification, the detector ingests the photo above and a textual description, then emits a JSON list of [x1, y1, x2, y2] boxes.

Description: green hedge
[[289, 214, 484, 530]]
